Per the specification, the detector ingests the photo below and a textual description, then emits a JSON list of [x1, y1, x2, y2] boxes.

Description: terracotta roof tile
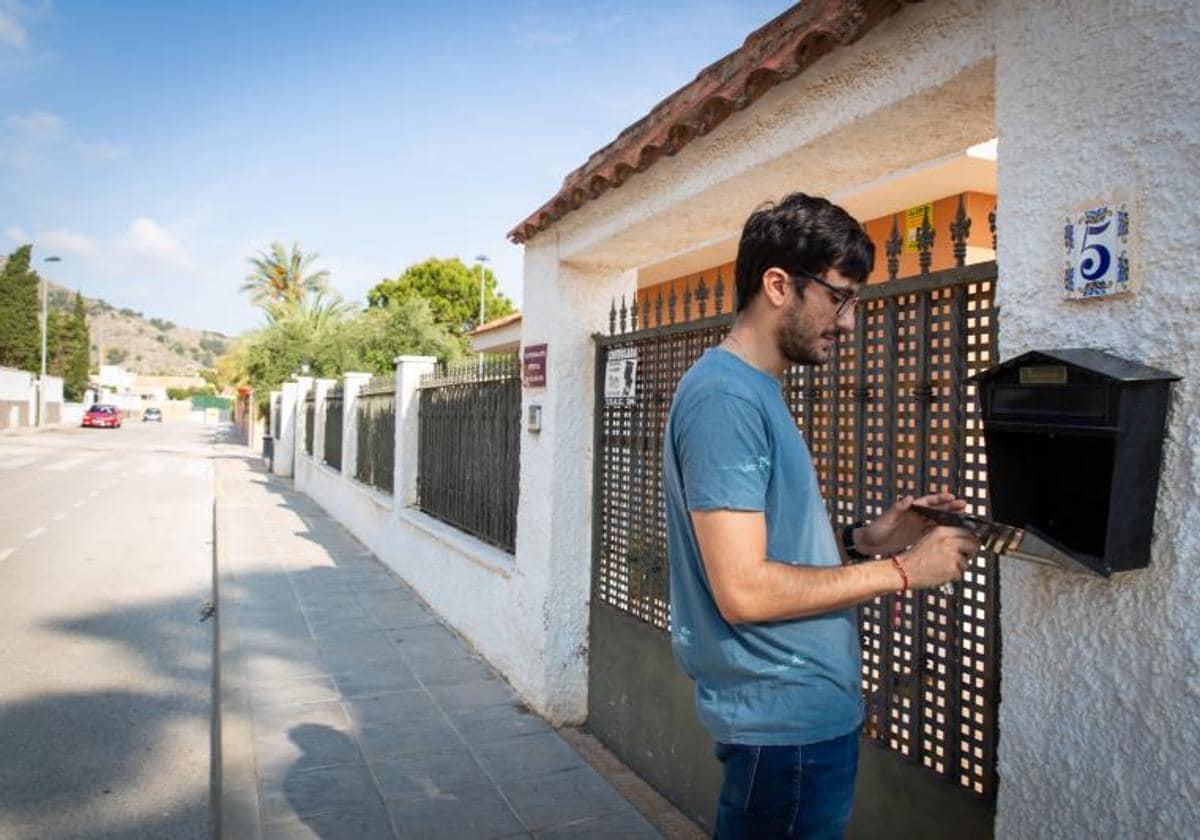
[[471, 311, 523, 336], [508, 0, 913, 245]]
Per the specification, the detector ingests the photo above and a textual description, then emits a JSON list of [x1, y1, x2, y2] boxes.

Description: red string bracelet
[[889, 554, 909, 629]]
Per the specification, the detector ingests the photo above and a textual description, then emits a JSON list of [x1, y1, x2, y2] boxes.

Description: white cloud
[[24, 218, 195, 281], [0, 1, 51, 50], [1, 109, 62, 169], [5, 225, 27, 241], [6, 109, 60, 139], [38, 226, 99, 256], [115, 218, 195, 273], [511, 11, 577, 50], [74, 140, 127, 162], [0, 10, 27, 48]]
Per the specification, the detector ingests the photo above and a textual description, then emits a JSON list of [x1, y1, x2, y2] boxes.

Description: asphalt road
[[0, 421, 226, 839]]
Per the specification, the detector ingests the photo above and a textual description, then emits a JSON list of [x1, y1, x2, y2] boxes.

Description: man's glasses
[[789, 270, 859, 318]]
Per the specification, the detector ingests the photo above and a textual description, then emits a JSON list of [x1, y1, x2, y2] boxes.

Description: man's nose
[[835, 305, 856, 333]]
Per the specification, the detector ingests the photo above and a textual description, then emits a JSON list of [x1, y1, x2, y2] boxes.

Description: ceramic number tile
[[1063, 201, 1133, 300]]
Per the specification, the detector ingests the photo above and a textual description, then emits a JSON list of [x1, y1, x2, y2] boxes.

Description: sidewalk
[[214, 456, 681, 839]]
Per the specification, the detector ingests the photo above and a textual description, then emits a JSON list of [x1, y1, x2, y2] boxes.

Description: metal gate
[[590, 206, 1000, 834]]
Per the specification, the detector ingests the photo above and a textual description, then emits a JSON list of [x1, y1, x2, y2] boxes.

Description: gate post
[[514, 248, 638, 723], [293, 375, 313, 469], [271, 381, 298, 477], [393, 356, 437, 508], [341, 372, 372, 479]]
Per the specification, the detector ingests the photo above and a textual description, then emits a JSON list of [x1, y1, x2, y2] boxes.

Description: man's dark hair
[[734, 193, 875, 313]]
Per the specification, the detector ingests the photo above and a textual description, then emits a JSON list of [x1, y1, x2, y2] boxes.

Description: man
[[664, 193, 978, 839]]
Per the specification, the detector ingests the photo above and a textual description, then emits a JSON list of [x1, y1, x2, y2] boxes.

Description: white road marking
[[0, 548, 13, 564], [45, 457, 88, 471], [51, 512, 65, 521], [25, 527, 45, 539]]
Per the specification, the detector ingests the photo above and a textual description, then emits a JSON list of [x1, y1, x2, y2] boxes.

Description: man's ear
[[760, 267, 792, 310]]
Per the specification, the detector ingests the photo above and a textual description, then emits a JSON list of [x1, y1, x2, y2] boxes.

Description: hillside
[[48, 284, 229, 376]]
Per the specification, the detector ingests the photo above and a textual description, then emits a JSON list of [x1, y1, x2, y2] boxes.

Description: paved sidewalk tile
[[217, 459, 662, 838]]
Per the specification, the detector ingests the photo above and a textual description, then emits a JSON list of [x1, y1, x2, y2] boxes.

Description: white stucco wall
[[514, 243, 638, 722], [0, 367, 32, 401], [993, 2, 1200, 837], [292, 357, 576, 721]]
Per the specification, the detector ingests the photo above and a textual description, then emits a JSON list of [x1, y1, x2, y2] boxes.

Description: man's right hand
[[901, 526, 979, 589]]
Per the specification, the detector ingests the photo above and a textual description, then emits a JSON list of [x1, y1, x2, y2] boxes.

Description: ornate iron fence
[[593, 198, 1001, 798], [323, 384, 343, 470], [417, 354, 521, 552], [304, 392, 315, 456], [355, 374, 396, 494]]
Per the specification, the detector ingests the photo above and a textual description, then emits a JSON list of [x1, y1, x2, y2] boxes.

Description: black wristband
[[842, 522, 871, 560]]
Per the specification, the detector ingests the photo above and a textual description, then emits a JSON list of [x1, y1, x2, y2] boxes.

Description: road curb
[[212, 479, 264, 840]]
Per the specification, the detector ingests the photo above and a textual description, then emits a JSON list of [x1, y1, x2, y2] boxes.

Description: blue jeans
[[714, 727, 860, 839]]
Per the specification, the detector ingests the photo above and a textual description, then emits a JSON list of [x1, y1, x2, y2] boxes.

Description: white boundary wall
[[293, 359, 566, 721]]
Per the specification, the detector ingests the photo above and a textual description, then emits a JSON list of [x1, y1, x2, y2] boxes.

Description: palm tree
[[262, 286, 355, 329], [241, 241, 330, 307]]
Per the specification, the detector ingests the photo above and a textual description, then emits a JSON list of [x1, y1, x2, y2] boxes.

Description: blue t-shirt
[[664, 347, 862, 745]]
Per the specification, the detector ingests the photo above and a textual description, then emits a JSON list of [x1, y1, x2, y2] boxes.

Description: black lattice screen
[[593, 262, 998, 798]]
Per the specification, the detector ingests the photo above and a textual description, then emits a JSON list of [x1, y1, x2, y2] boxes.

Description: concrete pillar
[[393, 356, 437, 507], [341, 372, 372, 480], [311, 379, 336, 466], [271, 381, 297, 477], [293, 376, 314, 464], [993, 2, 1199, 836], [512, 239, 637, 723]]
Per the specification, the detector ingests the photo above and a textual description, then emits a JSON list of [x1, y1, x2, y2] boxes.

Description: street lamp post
[[475, 254, 489, 376], [40, 256, 62, 426]]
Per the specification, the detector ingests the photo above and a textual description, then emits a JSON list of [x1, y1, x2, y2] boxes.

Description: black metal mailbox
[[971, 349, 1180, 576]]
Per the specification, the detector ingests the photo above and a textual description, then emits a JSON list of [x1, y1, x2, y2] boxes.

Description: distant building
[[469, 312, 521, 354]]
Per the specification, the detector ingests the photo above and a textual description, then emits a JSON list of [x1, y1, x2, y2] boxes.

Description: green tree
[[312, 297, 463, 376], [46, 291, 91, 401], [242, 241, 331, 307], [225, 290, 460, 413], [0, 245, 42, 371], [366, 257, 515, 337], [66, 292, 90, 400]]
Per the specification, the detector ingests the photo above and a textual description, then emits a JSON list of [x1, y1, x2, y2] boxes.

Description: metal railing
[[323, 384, 343, 470], [417, 354, 521, 552], [355, 375, 395, 494]]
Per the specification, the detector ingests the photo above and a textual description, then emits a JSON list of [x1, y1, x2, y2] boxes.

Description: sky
[[1, 0, 794, 336]]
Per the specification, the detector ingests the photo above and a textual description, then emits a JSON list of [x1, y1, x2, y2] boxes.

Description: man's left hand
[[858, 492, 967, 556]]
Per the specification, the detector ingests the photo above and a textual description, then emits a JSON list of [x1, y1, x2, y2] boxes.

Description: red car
[[82, 404, 122, 428]]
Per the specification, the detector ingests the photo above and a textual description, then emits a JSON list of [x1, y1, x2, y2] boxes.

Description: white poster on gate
[[604, 348, 637, 406]]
